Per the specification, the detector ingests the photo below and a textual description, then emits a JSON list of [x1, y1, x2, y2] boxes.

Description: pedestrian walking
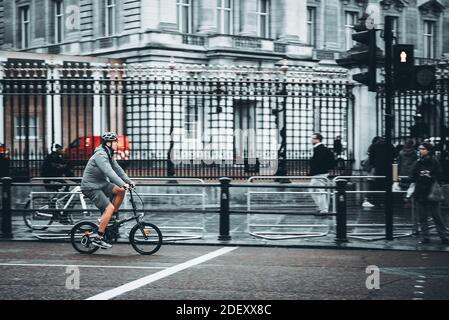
[[398, 139, 417, 189], [309, 133, 336, 214], [363, 137, 395, 207], [410, 142, 449, 244], [361, 136, 380, 208]]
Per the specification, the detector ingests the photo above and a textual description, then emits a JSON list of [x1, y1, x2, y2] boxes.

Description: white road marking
[[0, 263, 166, 270], [86, 246, 239, 300]]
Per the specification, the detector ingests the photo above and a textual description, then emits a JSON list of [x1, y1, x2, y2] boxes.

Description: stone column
[[158, 0, 178, 31], [278, 0, 306, 42], [45, 59, 63, 151], [197, 0, 217, 34], [141, 0, 160, 30], [92, 64, 103, 136], [322, 0, 340, 50], [239, 0, 257, 36], [0, 58, 5, 144], [352, 75, 378, 169]]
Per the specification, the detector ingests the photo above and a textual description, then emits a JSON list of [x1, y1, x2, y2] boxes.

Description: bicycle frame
[[108, 189, 144, 229], [54, 186, 88, 213]]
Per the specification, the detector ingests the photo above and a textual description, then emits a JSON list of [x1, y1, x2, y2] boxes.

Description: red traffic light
[[393, 44, 414, 67]]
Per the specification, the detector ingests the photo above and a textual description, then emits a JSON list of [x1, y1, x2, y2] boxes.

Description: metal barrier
[[332, 176, 416, 241], [126, 178, 207, 241], [28, 178, 92, 240], [246, 176, 333, 240], [1, 177, 348, 243], [21, 177, 207, 241]]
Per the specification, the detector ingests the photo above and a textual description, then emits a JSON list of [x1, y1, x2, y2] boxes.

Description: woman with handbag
[[411, 142, 449, 244]]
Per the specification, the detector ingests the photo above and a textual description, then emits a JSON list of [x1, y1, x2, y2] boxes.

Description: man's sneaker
[[419, 238, 431, 244], [91, 237, 112, 249], [362, 200, 375, 208]]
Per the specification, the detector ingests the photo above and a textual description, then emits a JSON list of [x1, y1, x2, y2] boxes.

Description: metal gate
[[1, 59, 355, 179], [377, 60, 449, 182]]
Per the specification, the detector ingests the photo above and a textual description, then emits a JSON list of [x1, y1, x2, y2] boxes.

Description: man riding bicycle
[[81, 132, 135, 249], [42, 143, 75, 192]]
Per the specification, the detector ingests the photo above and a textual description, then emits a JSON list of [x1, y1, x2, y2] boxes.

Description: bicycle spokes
[[70, 222, 99, 254], [129, 222, 162, 255]]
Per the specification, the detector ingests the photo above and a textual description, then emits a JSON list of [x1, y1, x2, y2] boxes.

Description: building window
[[177, 0, 192, 34], [345, 11, 358, 50], [391, 16, 399, 42], [54, 1, 64, 43], [15, 117, 39, 140], [105, 0, 116, 36], [217, 0, 232, 35], [19, 6, 30, 49], [307, 7, 316, 46], [256, 0, 269, 38], [184, 99, 199, 139], [424, 20, 436, 59]]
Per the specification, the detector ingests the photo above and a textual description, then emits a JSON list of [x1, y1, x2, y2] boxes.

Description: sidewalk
[[4, 211, 449, 252]]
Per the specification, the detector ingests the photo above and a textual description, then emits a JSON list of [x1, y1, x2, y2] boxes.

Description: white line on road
[[0, 263, 166, 270], [86, 246, 239, 300]]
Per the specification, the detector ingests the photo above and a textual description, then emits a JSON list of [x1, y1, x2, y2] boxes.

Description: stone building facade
[[0, 0, 448, 175], [2, 0, 448, 65]]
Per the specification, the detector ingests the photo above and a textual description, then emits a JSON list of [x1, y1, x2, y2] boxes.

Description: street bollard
[[335, 179, 348, 243], [218, 177, 232, 241], [1, 177, 13, 239]]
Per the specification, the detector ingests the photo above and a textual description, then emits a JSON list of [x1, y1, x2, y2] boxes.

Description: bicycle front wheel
[[70, 221, 100, 254], [23, 197, 54, 230], [129, 222, 162, 255]]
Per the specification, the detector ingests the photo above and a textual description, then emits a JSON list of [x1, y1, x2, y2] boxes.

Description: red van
[[0, 143, 10, 159], [64, 136, 131, 161]]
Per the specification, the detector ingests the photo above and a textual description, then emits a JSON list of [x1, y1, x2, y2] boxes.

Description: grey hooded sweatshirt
[[81, 146, 131, 190]]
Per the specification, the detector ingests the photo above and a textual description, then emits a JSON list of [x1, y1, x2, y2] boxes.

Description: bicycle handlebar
[[127, 187, 145, 213]]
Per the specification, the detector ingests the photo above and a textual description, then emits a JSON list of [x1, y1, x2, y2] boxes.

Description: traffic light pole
[[384, 16, 394, 241]]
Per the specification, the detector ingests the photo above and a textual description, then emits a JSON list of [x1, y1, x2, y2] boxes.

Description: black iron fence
[[377, 61, 449, 181], [1, 61, 354, 180]]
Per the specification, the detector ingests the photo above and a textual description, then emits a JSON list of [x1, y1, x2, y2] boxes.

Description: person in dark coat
[[411, 142, 449, 244], [398, 139, 418, 190], [365, 137, 395, 206], [41, 143, 74, 192], [309, 133, 335, 214], [361, 137, 381, 208], [333, 136, 343, 157]]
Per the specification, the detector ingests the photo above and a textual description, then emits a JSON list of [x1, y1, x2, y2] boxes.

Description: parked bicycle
[[70, 188, 163, 255], [23, 183, 88, 230]]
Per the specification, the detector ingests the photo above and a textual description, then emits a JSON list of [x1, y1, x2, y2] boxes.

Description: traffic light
[[414, 65, 436, 91], [393, 45, 436, 91], [351, 29, 377, 92], [393, 44, 414, 90]]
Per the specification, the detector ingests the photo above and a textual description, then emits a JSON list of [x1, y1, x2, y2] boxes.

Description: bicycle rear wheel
[[23, 197, 54, 230], [129, 222, 162, 255], [70, 221, 100, 254]]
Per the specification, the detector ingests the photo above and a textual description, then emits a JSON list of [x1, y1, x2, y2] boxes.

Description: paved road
[[1, 241, 449, 301]]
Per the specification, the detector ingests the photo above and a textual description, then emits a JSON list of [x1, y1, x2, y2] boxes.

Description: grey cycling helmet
[[101, 132, 118, 143]]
